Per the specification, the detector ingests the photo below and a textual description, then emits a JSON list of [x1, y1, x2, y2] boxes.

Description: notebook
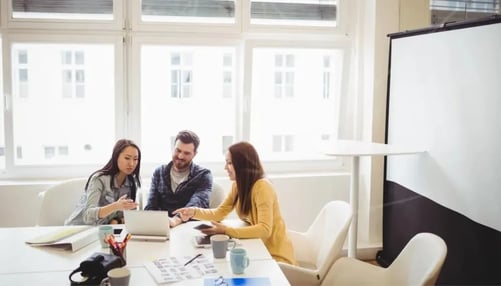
[[124, 210, 170, 241]]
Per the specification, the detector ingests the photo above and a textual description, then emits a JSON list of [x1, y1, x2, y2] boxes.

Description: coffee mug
[[210, 234, 236, 258], [100, 267, 130, 286], [98, 225, 113, 248], [230, 248, 250, 274]]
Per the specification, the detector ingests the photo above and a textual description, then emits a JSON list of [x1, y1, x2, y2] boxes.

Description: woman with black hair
[[65, 139, 141, 225]]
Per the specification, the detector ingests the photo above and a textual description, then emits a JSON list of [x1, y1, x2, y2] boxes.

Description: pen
[[184, 253, 202, 266]]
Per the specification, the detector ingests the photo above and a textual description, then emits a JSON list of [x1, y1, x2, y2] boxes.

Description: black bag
[[69, 252, 125, 285]]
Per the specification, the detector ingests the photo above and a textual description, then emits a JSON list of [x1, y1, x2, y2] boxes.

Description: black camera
[[69, 252, 125, 285]]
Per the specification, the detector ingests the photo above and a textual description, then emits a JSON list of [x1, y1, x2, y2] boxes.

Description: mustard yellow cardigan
[[192, 178, 297, 265]]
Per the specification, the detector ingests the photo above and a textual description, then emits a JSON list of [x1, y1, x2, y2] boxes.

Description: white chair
[[37, 178, 87, 226], [279, 200, 353, 286], [322, 232, 448, 286], [209, 182, 225, 208]]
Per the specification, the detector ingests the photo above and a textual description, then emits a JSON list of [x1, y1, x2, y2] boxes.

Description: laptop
[[124, 210, 170, 241]]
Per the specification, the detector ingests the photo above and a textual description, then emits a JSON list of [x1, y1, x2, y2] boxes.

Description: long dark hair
[[85, 139, 142, 201], [229, 142, 264, 215]]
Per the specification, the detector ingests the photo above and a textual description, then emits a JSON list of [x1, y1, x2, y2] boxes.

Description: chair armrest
[[278, 261, 321, 286], [287, 230, 316, 265], [323, 257, 388, 285]]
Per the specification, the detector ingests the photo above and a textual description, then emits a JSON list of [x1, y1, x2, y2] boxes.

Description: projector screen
[[386, 17, 501, 232]]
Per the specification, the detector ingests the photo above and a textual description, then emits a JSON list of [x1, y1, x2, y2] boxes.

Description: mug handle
[[227, 240, 237, 250], [100, 277, 110, 286], [243, 256, 250, 268]]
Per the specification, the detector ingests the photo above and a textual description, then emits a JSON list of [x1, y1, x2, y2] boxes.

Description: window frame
[[0, 0, 353, 179], [0, 33, 125, 179], [2, 0, 124, 31]]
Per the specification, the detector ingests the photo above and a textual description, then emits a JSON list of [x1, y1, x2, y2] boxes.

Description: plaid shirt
[[145, 162, 213, 216]]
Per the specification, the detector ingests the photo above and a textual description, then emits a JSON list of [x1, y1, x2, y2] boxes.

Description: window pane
[[18, 50, 28, 64], [251, 0, 337, 27], [430, 0, 500, 25], [141, 0, 235, 24], [11, 43, 115, 165], [141, 45, 236, 162], [251, 47, 343, 160], [12, 0, 113, 20]]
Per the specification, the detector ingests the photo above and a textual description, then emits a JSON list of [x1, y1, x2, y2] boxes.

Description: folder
[[26, 226, 97, 252]]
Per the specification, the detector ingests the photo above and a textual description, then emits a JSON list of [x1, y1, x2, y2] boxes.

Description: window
[[61, 50, 86, 98], [222, 53, 234, 98], [170, 52, 193, 99], [140, 45, 237, 163], [251, 47, 343, 160], [12, 0, 113, 20], [141, 0, 236, 24], [1, 1, 350, 178], [430, 0, 500, 25], [323, 55, 331, 99], [10, 42, 115, 166], [274, 54, 295, 98], [251, 0, 337, 27], [15, 49, 29, 98]]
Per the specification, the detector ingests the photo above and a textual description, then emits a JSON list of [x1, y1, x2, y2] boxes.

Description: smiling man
[[145, 130, 213, 227]]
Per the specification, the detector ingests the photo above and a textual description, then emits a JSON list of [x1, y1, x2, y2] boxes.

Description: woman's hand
[[115, 194, 138, 211], [200, 221, 227, 235], [172, 207, 195, 222]]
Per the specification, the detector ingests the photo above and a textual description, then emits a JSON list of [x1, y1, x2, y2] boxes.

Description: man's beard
[[174, 159, 190, 171]]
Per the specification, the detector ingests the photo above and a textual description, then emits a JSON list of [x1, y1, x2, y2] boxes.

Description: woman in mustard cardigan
[[173, 141, 297, 265]]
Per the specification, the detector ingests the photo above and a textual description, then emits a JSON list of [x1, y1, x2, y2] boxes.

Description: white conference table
[[325, 140, 424, 258], [0, 221, 290, 285]]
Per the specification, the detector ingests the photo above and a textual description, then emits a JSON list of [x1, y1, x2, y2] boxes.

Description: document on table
[[144, 254, 219, 284], [25, 226, 96, 252]]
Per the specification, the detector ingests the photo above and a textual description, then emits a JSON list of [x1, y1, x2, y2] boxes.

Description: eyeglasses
[[214, 276, 228, 286]]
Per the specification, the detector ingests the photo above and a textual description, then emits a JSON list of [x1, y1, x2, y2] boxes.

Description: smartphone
[[195, 235, 212, 246], [193, 223, 212, 230]]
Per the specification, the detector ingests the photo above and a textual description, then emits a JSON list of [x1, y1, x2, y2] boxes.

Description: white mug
[[100, 267, 130, 286], [98, 225, 113, 248]]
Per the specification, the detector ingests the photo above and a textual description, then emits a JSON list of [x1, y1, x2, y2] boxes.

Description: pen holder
[[109, 243, 127, 265], [105, 234, 127, 266]]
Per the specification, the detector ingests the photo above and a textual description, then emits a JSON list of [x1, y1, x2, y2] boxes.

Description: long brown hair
[[229, 142, 264, 215]]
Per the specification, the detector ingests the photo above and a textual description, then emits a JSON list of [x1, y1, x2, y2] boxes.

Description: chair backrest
[[307, 200, 353, 280], [389, 232, 447, 285], [209, 182, 225, 208], [37, 178, 87, 226]]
